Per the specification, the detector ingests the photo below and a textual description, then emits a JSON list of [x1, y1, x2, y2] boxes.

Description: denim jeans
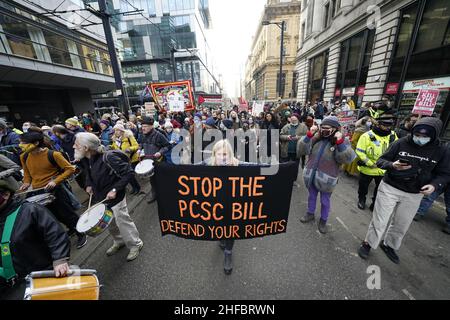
[[417, 186, 450, 226]]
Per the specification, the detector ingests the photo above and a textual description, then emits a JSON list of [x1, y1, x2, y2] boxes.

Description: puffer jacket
[[298, 133, 356, 193], [111, 131, 140, 163], [0, 198, 70, 287], [100, 127, 113, 147]]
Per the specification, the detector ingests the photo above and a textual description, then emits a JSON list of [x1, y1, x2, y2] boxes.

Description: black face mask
[[321, 129, 335, 138], [372, 125, 391, 137]]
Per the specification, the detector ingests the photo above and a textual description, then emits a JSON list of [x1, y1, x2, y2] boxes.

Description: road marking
[[335, 246, 359, 257], [402, 289, 416, 300], [336, 217, 359, 241]]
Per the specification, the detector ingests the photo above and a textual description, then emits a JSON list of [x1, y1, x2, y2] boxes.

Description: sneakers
[[300, 213, 315, 223], [76, 233, 88, 250], [223, 250, 233, 275], [358, 242, 371, 260], [380, 243, 400, 264], [318, 219, 328, 234], [413, 214, 423, 222], [442, 225, 450, 235], [357, 200, 366, 210], [127, 241, 144, 262], [106, 242, 126, 256]]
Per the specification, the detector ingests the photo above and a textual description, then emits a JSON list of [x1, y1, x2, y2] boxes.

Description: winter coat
[[376, 117, 450, 194], [0, 129, 20, 164], [0, 198, 70, 287], [298, 133, 356, 193], [0, 154, 21, 191], [280, 123, 308, 158], [111, 131, 140, 163], [140, 129, 171, 158], [356, 130, 398, 176], [100, 127, 113, 147]]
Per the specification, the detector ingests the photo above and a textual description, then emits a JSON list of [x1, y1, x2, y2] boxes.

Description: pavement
[[67, 171, 450, 300]]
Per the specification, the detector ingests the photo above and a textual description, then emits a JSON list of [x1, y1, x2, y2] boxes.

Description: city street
[[72, 172, 450, 300]]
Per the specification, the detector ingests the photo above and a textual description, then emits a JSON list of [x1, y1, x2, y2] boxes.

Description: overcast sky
[[207, 0, 267, 98]]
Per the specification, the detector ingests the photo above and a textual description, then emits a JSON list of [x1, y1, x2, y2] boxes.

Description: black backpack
[[102, 150, 132, 178]]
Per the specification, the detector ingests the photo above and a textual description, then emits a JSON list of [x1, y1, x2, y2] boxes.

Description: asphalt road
[[78, 172, 450, 300]]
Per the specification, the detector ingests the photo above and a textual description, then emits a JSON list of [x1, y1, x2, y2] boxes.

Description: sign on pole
[[412, 89, 440, 116]]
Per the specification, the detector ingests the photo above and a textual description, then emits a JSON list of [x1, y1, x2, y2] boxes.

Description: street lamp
[[262, 20, 286, 100]]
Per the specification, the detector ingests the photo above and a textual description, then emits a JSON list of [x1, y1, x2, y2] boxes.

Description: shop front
[[385, 0, 450, 140]]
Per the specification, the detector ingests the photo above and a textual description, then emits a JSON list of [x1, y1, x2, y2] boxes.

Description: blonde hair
[[209, 139, 239, 166]]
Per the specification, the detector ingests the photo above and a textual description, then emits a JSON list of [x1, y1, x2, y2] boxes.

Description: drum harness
[[0, 206, 21, 287]]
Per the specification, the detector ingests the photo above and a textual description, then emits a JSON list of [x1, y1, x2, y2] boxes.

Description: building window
[[307, 50, 329, 102], [292, 71, 299, 98], [335, 29, 376, 102], [324, 3, 330, 29], [331, 0, 337, 18]]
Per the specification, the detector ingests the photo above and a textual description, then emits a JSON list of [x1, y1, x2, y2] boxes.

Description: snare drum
[[76, 204, 113, 237], [26, 193, 56, 207], [135, 159, 155, 178], [24, 269, 100, 300]]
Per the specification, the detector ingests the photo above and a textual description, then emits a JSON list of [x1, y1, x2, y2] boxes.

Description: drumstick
[[87, 193, 93, 211], [16, 187, 47, 195], [86, 197, 109, 217]]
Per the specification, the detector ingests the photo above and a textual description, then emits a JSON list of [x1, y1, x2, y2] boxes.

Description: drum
[[76, 204, 113, 237], [135, 159, 155, 178], [26, 193, 56, 207], [24, 269, 100, 300]]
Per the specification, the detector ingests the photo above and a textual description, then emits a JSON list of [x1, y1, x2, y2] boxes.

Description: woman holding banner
[[205, 139, 245, 275]]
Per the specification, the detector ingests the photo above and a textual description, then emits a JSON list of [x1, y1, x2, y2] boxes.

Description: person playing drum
[[0, 179, 71, 300], [74, 133, 144, 262], [139, 117, 171, 204], [18, 132, 87, 249]]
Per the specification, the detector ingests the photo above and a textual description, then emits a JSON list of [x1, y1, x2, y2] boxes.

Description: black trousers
[[281, 152, 298, 163], [358, 173, 383, 204], [220, 239, 234, 251], [129, 163, 141, 192]]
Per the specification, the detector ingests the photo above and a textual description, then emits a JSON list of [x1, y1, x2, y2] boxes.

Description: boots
[[357, 199, 366, 210], [224, 250, 233, 275]]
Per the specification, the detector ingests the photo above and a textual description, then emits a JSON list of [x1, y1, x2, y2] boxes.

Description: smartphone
[[399, 158, 411, 166]]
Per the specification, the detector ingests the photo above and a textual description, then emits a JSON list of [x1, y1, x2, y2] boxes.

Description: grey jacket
[[280, 123, 308, 159], [0, 154, 21, 191]]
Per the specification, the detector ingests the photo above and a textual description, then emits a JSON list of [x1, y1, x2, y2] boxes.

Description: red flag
[[198, 95, 205, 105]]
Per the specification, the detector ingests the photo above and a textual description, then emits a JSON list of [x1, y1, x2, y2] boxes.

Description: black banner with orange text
[[154, 162, 297, 241]]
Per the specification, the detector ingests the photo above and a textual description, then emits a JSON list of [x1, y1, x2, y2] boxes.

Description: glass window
[[414, 0, 450, 53], [395, 3, 419, 58], [347, 33, 364, 71], [324, 3, 330, 29]]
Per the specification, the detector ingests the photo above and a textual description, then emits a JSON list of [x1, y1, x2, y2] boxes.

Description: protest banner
[[154, 162, 297, 241], [251, 101, 264, 117], [144, 102, 157, 117], [149, 80, 195, 112], [412, 89, 440, 116]]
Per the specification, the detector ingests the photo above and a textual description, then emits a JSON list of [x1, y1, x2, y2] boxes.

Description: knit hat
[[141, 117, 154, 125], [321, 116, 340, 128], [164, 122, 174, 129], [291, 113, 301, 120], [413, 124, 436, 141], [41, 126, 52, 131], [194, 113, 202, 120], [205, 117, 217, 128], [222, 119, 233, 129], [100, 120, 110, 127], [0, 179, 17, 193], [65, 118, 79, 126], [113, 123, 125, 132]]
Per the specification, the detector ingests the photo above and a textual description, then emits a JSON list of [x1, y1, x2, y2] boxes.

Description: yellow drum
[[24, 270, 100, 300]]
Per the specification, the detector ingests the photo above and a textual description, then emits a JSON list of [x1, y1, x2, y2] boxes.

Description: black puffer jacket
[[0, 198, 70, 287], [377, 117, 450, 193], [141, 129, 171, 157]]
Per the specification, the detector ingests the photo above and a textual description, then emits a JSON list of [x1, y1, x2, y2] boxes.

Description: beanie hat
[[65, 118, 79, 126], [41, 126, 52, 131], [291, 113, 300, 120], [205, 117, 217, 128], [321, 116, 340, 128], [222, 119, 233, 129], [413, 124, 436, 141], [194, 113, 202, 120], [100, 120, 110, 127], [113, 123, 125, 132]]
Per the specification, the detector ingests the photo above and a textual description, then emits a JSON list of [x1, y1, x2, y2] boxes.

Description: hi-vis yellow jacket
[[356, 130, 398, 176]]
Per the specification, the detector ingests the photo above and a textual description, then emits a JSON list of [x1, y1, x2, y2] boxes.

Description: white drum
[[76, 204, 113, 237], [135, 159, 155, 178]]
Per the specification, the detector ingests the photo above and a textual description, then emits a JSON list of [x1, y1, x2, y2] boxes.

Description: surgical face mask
[[166, 128, 173, 133], [19, 143, 37, 154], [22, 125, 30, 133], [366, 121, 372, 128], [194, 119, 201, 126], [413, 135, 431, 146]]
